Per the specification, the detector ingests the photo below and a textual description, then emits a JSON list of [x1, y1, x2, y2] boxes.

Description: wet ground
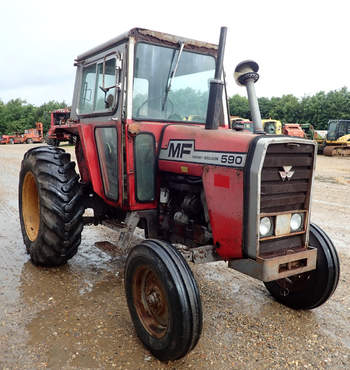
[[0, 144, 349, 369]]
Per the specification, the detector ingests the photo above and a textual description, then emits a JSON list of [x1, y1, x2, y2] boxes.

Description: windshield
[[338, 120, 350, 137], [327, 121, 338, 140], [132, 42, 216, 123]]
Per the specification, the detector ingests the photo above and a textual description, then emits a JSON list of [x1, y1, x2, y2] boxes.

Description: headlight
[[260, 217, 272, 237], [290, 213, 303, 232]]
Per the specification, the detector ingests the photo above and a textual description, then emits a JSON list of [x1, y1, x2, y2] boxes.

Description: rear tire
[[124, 239, 202, 362], [19, 146, 84, 266], [264, 223, 340, 309]]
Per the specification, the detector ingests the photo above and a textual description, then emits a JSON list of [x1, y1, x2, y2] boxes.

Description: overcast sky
[[1, 0, 349, 106]]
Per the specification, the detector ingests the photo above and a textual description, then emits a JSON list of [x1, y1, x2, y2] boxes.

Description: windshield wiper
[[162, 42, 185, 111]]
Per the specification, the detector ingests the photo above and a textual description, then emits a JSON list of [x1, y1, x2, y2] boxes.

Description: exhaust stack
[[234, 60, 264, 134], [205, 27, 227, 130]]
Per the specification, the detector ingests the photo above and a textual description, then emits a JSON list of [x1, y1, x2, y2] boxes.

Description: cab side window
[[134, 133, 156, 202], [78, 58, 117, 115]]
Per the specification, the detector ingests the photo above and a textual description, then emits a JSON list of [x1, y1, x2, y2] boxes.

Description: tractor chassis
[[90, 208, 317, 282]]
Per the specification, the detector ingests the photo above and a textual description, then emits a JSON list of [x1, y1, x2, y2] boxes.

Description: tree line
[[229, 87, 350, 130], [0, 99, 67, 136], [1, 86, 350, 135]]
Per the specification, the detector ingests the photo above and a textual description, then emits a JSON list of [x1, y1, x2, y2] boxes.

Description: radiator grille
[[259, 142, 314, 257], [260, 143, 314, 213]]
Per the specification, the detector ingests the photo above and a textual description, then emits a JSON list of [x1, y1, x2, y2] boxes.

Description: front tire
[[264, 223, 340, 309], [124, 239, 202, 362], [19, 146, 84, 266]]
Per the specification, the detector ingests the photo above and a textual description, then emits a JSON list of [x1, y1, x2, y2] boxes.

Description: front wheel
[[124, 239, 202, 362], [19, 146, 84, 266], [264, 223, 340, 309]]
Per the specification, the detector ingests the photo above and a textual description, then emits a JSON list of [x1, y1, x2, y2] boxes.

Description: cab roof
[[75, 28, 218, 62]]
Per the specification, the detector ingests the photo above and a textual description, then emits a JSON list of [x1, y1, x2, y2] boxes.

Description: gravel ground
[[0, 144, 349, 369]]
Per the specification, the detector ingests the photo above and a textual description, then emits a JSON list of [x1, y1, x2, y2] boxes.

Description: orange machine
[[283, 123, 305, 138]]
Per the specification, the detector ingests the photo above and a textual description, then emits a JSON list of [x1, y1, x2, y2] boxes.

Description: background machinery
[[282, 123, 305, 138], [262, 119, 282, 134], [300, 123, 326, 153], [323, 119, 350, 156], [18, 27, 339, 362], [0, 122, 43, 144], [45, 108, 75, 146]]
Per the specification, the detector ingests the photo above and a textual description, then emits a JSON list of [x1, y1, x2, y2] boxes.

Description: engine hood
[[158, 125, 257, 173]]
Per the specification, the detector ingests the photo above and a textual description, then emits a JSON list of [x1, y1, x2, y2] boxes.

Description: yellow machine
[[262, 119, 282, 135], [323, 119, 350, 156]]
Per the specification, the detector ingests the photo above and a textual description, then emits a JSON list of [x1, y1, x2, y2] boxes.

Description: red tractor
[[18, 28, 339, 362], [45, 108, 75, 146]]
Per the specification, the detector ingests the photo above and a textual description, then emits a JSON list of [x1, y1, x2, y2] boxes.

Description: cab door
[[75, 45, 125, 207]]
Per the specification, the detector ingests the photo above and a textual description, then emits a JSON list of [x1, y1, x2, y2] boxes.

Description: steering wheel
[[136, 97, 174, 118]]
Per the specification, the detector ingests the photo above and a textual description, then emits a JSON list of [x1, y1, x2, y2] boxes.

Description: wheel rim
[[22, 171, 40, 241], [132, 266, 169, 338]]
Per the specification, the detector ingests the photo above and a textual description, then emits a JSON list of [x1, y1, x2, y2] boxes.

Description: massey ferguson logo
[[159, 140, 246, 168], [279, 166, 294, 181], [168, 142, 193, 158]]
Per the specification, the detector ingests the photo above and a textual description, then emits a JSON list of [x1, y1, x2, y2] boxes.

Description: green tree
[[228, 94, 250, 119], [0, 99, 68, 135]]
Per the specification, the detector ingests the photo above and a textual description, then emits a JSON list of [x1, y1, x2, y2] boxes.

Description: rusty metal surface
[[132, 266, 169, 339], [133, 28, 218, 55], [228, 247, 317, 282], [94, 241, 120, 257], [259, 235, 304, 258]]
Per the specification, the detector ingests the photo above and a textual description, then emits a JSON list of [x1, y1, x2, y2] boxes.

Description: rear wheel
[[26, 138, 33, 144], [264, 223, 340, 309], [19, 146, 84, 266], [124, 239, 202, 362]]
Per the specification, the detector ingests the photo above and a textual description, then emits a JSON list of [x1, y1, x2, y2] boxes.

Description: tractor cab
[[327, 119, 350, 140], [71, 28, 229, 127], [323, 119, 350, 156], [69, 28, 231, 210]]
